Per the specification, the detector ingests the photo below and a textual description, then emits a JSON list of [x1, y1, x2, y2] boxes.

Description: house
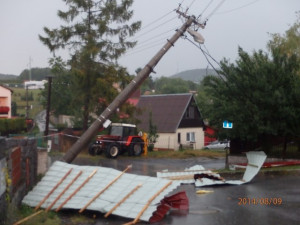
[[0, 85, 13, 118], [135, 93, 205, 150], [24, 80, 47, 89]]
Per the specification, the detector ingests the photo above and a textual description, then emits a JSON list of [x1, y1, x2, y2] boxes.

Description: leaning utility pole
[[44, 75, 53, 137], [61, 10, 205, 163]]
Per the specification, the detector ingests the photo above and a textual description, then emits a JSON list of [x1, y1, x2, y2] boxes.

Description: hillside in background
[[170, 68, 217, 83], [0, 67, 52, 82], [0, 73, 17, 80]]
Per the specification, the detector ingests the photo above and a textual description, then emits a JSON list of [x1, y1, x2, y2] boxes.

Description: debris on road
[[157, 151, 267, 187], [196, 190, 214, 195], [22, 161, 188, 223], [157, 165, 217, 184]]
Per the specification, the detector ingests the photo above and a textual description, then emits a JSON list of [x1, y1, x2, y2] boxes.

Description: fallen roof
[[157, 151, 267, 187], [157, 165, 216, 184], [22, 161, 183, 222]]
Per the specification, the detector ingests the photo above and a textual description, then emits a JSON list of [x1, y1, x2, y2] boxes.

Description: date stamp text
[[238, 197, 282, 205]]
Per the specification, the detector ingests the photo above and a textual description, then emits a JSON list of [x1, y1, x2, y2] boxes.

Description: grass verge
[[6, 204, 60, 225], [49, 149, 226, 160], [145, 149, 225, 159]]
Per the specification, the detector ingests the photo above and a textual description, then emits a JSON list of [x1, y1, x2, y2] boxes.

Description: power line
[[204, 0, 227, 21], [125, 40, 167, 56], [135, 27, 176, 47], [184, 36, 225, 82], [130, 15, 178, 41], [188, 0, 197, 9], [131, 34, 173, 53], [125, 27, 178, 56], [197, 0, 214, 19], [138, 10, 175, 32], [202, 44, 221, 67], [215, 0, 261, 15]]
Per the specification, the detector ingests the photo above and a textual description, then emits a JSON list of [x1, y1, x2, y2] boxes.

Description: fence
[[0, 136, 38, 224]]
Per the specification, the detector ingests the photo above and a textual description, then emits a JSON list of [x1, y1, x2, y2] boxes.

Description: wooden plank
[[55, 169, 98, 212], [128, 180, 173, 224], [46, 170, 82, 212], [104, 184, 142, 218], [79, 165, 132, 213], [165, 174, 195, 180], [35, 168, 73, 211], [13, 210, 43, 225], [159, 169, 217, 173]]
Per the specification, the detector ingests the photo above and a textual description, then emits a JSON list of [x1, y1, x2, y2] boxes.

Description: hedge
[[0, 118, 27, 136]]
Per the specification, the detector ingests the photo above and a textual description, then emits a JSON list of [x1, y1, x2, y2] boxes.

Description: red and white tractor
[[88, 123, 144, 158]]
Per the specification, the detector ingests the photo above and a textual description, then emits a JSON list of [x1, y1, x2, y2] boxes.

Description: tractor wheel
[[105, 143, 120, 158], [88, 144, 102, 156], [129, 138, 144, 156]]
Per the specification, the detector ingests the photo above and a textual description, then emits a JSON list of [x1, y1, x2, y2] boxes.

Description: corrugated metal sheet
[[157, 165, 214, 184], [195, 151, 266, 187], [157, 151, 266, 187], [22, 161, 181, 222]]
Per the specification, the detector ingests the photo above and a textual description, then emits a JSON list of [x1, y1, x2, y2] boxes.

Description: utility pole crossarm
[[176, 10, 205, 29], [61, 11, 203, 163]]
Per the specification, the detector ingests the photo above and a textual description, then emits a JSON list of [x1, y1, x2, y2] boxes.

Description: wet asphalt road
[[57, 156, 300, 225]]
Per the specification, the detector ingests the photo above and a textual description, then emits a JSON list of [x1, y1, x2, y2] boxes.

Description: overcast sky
[[0, 0, 299, 77]]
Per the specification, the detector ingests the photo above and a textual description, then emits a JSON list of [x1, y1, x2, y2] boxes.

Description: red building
[[204, 125, 217, 146]]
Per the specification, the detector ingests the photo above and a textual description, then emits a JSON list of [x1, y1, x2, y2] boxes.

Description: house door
[[177, 133, 181, 144]]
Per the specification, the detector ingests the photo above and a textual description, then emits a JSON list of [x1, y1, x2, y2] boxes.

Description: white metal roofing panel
[[156, 152, 266, 187], [22, 161, 180, 222], [157, 168, 214, 184], [195, 151, 266, 187], [242, 151, 267, 182]]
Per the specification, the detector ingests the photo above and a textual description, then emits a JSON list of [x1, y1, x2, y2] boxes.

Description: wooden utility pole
[[61, 11, 204, 163], [44, 75, 53, 137]]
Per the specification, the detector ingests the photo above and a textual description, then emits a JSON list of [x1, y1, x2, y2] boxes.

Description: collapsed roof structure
[[22, 161, 188, 223], [22, 151, 266, 223], [157, 151, 267, 187]]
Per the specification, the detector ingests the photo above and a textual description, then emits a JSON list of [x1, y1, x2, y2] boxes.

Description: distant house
[[0, 85, 13, 118], [24, 80, 47, 89], [136, 93, 205, 150]]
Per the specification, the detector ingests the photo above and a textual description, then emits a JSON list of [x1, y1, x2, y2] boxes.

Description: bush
[[0, 118, 27, 136]]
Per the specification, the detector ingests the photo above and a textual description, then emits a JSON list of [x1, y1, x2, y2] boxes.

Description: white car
[[204, 140, 230, 150]]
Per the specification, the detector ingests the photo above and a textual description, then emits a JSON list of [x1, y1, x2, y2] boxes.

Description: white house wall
[[154, 133, 177, 150], [154, 128, 204, 151], [177, 127, 204, 150]]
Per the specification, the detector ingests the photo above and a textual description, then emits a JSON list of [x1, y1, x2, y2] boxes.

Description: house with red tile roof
[[135, 93, 205, 150]]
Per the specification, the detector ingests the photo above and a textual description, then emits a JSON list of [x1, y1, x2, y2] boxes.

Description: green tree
[[11, 101, 17, 117], [198, 47, 300, 152], [268, 12, 300, 153], [268, 12, 300, 58], [19, 68, 52, 81], [39, 0, 141, 130], [148, 111, 159, 151], [41, 57, 74, 116]]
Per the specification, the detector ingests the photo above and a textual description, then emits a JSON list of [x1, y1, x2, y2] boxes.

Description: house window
[[185, 106, 195, 119], [186, 132, 195, 142]]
